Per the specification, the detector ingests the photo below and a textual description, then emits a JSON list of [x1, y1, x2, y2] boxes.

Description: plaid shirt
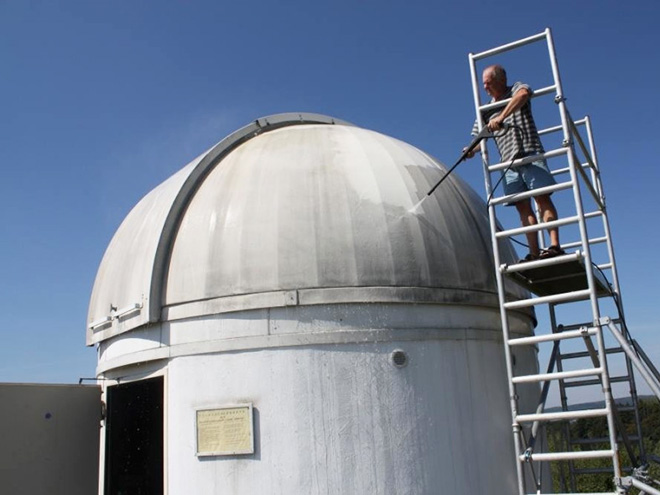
[[472, 81, 544, 162]]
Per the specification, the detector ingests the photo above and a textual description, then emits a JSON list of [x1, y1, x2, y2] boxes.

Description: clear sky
[[1, 1, 658, 403]]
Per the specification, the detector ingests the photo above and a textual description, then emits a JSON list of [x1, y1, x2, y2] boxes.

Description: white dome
[[87, 113, 528, 345], [90, 114, 540, 495]]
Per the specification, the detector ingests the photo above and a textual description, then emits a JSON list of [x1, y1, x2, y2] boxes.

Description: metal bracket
[[114, 302, 143, 319], [617, 476, 632, 492], [88, 315, 112, 331], [284, 290, 299, 306], [633, 464, 650, 480], [554, 94, 566, 103]]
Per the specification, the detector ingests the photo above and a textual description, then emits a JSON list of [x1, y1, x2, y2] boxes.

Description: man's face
[[483, 70, 506, 100]]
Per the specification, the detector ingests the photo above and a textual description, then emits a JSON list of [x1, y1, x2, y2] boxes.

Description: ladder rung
[[559, 346, 623, 360], [495, 211, 602, 239], [488, 147, 567, 172], [563, 378, 600, 388], [564, 375, 630, 388], [538, 118, 588, 138], [571, 435, 639, 445], [538, 123, 564, 136], [489, 181, 573, 206], [477, 85, 557, 113], [471, 30, 548, 60], [513, 367, 603, 385], [504, 289, 591, 309], [557, 318, 622, 332], [509, 327, 598, 346], [550, 165, 571, 176], [561, 236, 608, 250], [503, 251, 580, 274], [573, 468, 615, 475], [572, 466, 638, 476], [517, 407, 609, 423], [496, 214, 580, 239], [570, 436, 609, 445], [519, 449, 614, 462], [550, 161, 593, 175], [598, 263, 613, 271]]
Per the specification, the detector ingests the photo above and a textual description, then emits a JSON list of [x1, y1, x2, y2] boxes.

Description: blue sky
[[0, 1, 658, 402]]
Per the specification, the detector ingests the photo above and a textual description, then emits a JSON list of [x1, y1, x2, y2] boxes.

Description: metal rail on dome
[[148, 113, 352, 327], [86, 112, 354, 346]]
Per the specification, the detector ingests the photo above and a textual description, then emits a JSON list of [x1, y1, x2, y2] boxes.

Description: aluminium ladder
[[468, 28, 660, 495]]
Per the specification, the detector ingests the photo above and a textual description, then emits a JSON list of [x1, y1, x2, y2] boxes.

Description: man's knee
[[514, 199, 533, 215], [535, 194, 554, 208], [535, 194, 558, 214]]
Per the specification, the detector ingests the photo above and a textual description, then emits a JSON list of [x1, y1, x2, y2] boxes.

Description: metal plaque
[[196, 404, 254, 456]]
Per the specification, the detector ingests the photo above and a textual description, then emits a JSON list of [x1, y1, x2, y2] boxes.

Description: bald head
[[482, 64, 508, 99], [484, 65, 507, 83]]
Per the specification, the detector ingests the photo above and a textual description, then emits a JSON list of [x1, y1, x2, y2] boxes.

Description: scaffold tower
[[468, 28, 660, 495]]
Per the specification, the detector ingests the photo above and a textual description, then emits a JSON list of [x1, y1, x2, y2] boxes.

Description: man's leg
[[514, 199, 540, 257], [535, 194, 560, 247]]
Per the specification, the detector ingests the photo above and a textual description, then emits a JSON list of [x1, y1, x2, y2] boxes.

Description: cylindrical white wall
[[158, 303, 538, 495]]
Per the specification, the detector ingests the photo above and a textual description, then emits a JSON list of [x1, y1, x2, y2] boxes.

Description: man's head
[[482, 64, 507, 100]]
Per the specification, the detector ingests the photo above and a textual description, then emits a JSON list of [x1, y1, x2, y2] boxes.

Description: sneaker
[[539, 245, 565, 259]]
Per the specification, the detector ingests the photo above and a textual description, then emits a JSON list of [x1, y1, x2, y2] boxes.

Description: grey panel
[[0, 384, 101, 495]]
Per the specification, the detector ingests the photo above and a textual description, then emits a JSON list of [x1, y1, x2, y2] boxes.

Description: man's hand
[[488, 86, 530, 132], [488, 114, 505, 131], [462, 146, 476, 159]]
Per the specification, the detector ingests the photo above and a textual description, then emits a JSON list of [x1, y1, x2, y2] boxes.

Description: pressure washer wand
[[425, 125, 498, 197]]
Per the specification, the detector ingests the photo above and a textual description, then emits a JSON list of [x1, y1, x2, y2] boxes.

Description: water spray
[[408, 124, 507, 214]]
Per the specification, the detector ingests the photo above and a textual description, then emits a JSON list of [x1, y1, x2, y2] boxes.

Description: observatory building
[[88, 113, 540, 494]]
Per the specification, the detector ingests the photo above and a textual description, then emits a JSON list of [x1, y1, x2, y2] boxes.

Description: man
[[464, 64, 563, 262]]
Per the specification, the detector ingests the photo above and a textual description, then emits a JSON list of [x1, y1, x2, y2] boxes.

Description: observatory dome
[[89, 114, 539, 495], [87, 113, 528, 344]]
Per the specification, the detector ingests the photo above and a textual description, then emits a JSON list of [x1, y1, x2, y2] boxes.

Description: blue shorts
[[503, 158, 556, 200]]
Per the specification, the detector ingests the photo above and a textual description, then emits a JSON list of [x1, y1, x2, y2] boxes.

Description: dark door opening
[[105, 376, 164, 495]]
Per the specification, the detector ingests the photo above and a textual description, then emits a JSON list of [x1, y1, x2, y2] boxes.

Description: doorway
[[104, 376, 164, 495]]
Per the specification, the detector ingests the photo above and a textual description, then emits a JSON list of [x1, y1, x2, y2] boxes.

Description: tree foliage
[[545, 398, 660, 493]]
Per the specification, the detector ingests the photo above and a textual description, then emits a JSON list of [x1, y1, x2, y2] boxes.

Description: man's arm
[[487, 87, 531, 131], [463, 145, 479, 159], [463, 120, 482, 159], [463, 83, 532, 158]]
